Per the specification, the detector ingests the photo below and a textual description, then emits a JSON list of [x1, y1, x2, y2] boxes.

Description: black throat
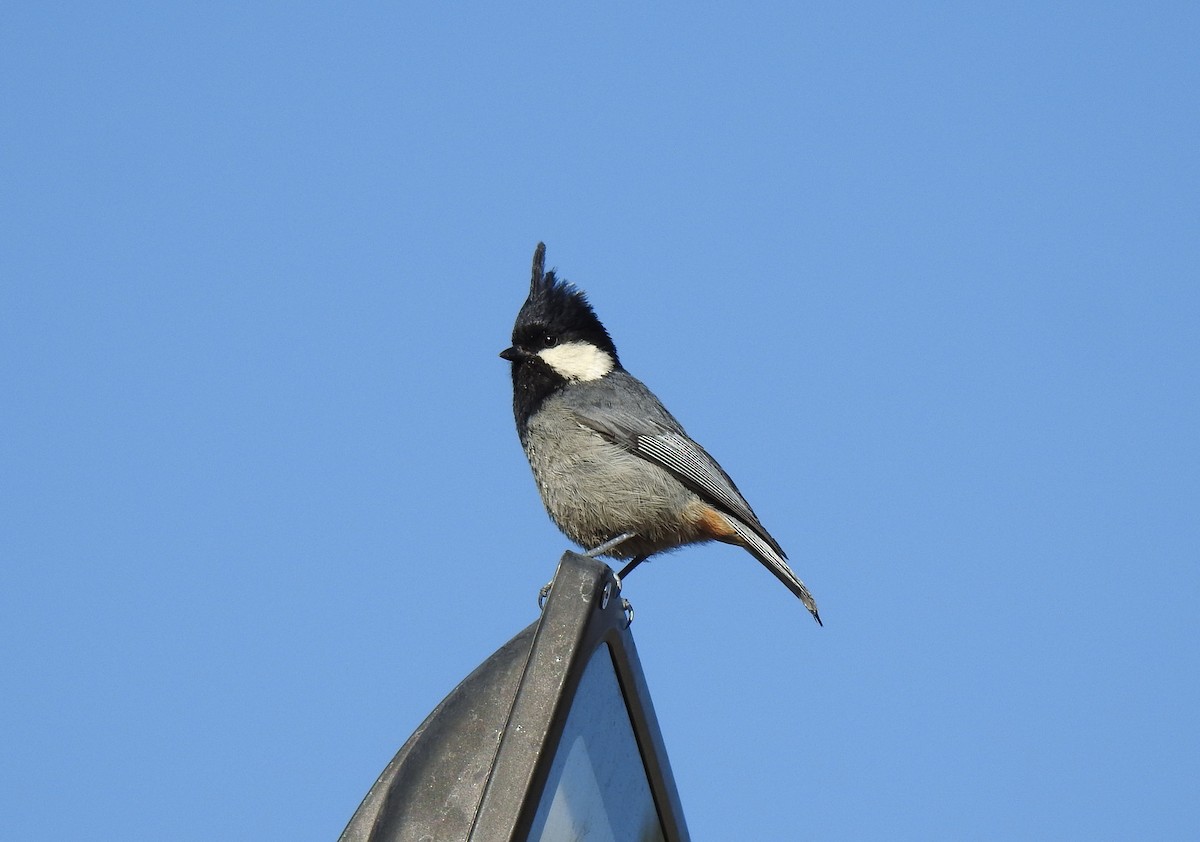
[[509, 356, 566, 442]]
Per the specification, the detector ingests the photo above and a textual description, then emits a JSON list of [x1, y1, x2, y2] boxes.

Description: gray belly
[[523, 405, 704, 559]]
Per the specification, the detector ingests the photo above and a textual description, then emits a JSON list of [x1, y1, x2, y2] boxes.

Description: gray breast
[[522, 396, 704, 558]]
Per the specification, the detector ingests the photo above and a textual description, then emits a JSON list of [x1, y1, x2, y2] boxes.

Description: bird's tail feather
[[727, 518, 822, 626]]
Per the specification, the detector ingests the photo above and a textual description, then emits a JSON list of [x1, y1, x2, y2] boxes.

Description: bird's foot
[[537, 581, 552, 610]]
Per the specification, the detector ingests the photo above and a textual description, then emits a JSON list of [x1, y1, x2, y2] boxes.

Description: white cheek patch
[[537, 341, 615, 381]]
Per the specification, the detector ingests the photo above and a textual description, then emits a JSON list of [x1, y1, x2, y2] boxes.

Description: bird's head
[[500, 243, 621, 384]]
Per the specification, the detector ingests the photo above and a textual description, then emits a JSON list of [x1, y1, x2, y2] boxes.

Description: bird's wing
[[570, 403, 787, 559]]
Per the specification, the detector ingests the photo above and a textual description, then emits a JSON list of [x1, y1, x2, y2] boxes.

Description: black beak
[[499, 346, 521, 362]]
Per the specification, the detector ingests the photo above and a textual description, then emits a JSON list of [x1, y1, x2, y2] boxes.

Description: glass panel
[[528, 643, 664, 842]]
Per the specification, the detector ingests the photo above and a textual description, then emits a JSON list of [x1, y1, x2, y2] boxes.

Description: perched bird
[[500, 243, 821, 625]]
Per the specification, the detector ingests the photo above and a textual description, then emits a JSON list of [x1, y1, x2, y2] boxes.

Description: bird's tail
[[726, 518, 822, 626]]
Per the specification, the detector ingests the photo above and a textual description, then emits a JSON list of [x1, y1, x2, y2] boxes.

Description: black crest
[[512, 243, 620, 363]]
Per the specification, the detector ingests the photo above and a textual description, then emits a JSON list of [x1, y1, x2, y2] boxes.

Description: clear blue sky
[[3, 3, 1197, 839]]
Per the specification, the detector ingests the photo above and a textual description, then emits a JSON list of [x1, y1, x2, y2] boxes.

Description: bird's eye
[[543, 334, 559, 348]]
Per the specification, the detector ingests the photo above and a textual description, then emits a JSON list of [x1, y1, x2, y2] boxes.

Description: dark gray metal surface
[[338, 622, 537, 842], [338, 552, 689, 842]]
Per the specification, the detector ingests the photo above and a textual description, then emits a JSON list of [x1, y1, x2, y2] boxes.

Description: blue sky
[[3, 3, 1197, 839]]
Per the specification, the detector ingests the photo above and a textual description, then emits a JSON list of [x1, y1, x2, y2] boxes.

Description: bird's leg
[[540, 534, 638, 610], [616, 555, 649, 581], [613, 555, 648, 595], [584, 532, 637, 558]]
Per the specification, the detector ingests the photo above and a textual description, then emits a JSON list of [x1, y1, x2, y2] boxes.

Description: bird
[[500, 243, 821, 625]]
